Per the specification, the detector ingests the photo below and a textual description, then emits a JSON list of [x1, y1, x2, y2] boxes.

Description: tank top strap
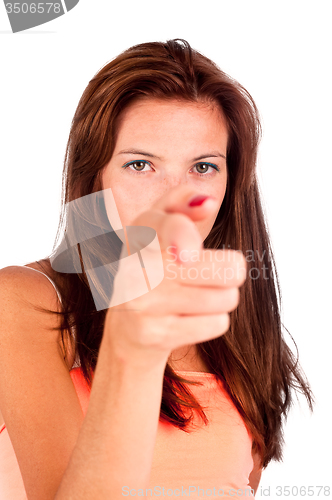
[[15, 265, 82, 369], [16, 265, 62, 304]]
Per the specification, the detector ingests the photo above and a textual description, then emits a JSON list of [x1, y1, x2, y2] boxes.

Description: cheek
[[198, 182, 227, 239], [195, 210, 219, 241], [111, 190, 134, 227], [102, 172, 130, 227], [110, 185, 153, 228], [207, 167, 227, 201]]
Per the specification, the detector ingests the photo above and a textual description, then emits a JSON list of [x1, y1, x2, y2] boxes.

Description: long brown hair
[[39, 39, 314, 470]]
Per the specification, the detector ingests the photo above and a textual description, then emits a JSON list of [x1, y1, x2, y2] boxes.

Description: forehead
[[114, 97, 228, 149]]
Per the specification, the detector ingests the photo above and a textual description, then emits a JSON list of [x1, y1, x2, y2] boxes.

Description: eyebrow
[[117, 149, 226, 161]]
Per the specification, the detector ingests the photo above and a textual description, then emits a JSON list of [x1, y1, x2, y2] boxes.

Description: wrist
[[102, 316, 169, 374]]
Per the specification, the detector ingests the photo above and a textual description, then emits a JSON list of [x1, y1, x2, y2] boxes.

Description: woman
[[0, 39, 314, 499]]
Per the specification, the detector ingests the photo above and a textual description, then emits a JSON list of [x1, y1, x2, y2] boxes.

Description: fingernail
[[188, 194, 212, 207]]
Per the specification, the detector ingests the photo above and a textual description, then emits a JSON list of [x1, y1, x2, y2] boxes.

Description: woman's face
[[102, 98, 228, 242]]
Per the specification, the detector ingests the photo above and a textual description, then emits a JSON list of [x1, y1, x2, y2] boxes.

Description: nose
[[160, 170, 189, 191]]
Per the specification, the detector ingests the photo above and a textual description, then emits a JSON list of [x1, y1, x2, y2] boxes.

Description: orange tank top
[[0, 267, 255, 498], [0, 367, 255, 499]]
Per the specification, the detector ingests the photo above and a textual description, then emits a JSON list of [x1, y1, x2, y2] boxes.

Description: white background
[[0, 1, 331, 497]]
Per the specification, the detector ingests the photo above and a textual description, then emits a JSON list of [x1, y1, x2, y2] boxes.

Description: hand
[[104, 185, 246, 369]]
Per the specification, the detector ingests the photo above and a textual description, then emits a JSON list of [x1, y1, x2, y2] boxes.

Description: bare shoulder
[[0, 262, 84, 498], [0, 262, 61, 341], [0, 262, 60, 310], [0, 262, 74, 369]]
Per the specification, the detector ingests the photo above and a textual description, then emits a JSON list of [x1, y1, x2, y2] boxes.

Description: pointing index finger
[[154, 185, 219, 222]]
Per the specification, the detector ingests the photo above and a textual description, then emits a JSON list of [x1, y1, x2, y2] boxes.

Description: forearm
[[54, 330, 167, 500]]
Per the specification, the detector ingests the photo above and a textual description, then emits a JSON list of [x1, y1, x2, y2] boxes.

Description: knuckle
[[220, 313, 230, 333], [139, 315, 174, 349], [129, 294, 148, 312], [158, 214, 176, 239], [166, 212, 187, 229], [228, 287, 240, 311]]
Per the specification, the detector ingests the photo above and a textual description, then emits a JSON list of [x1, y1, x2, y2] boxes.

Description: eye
[[193, 162, 220, 176], [122, 160, 153, 173]]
